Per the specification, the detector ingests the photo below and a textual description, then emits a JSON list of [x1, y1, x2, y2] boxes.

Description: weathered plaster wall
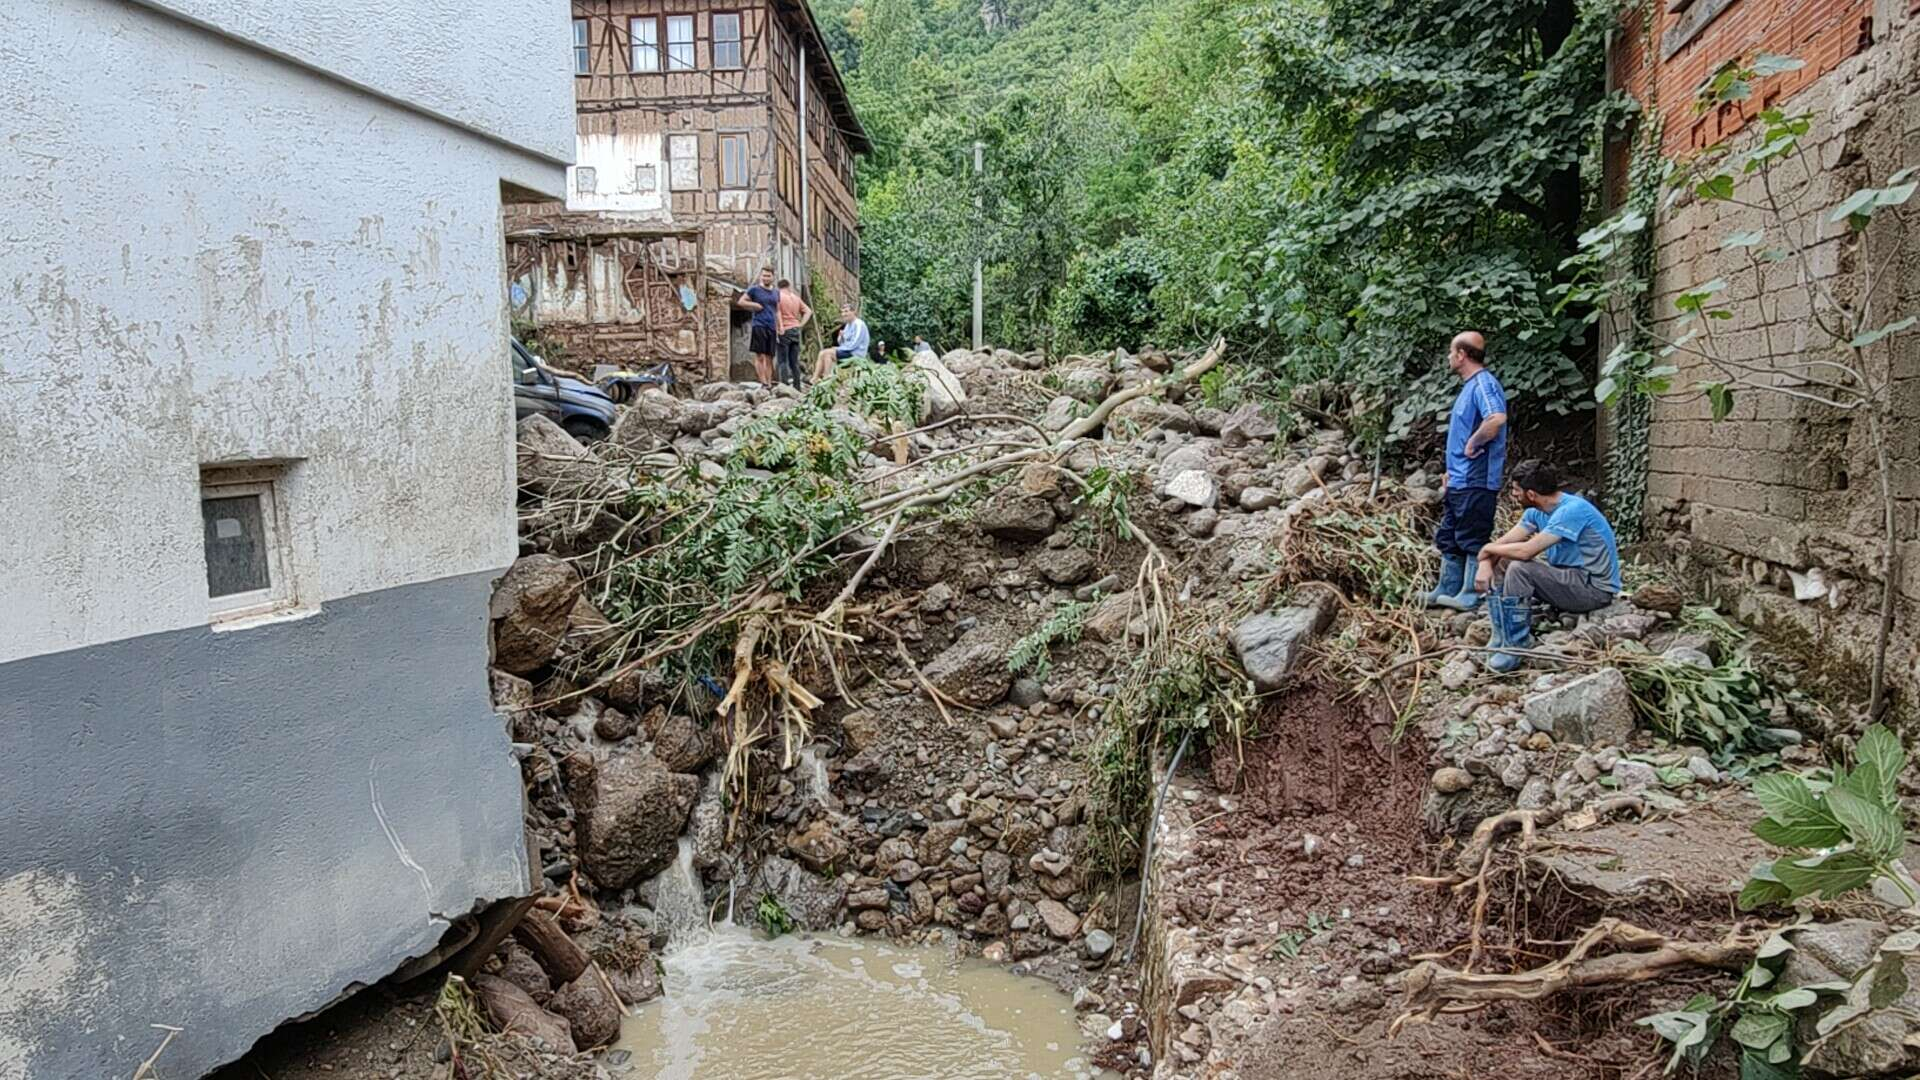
[[1624, 11, 1920, 699], [0, 1, 571, 1074], [0, 572, 528, 1078], [126, 0, 577, 166], [568, 131, 672, 216], [0, 0, 565, 663]]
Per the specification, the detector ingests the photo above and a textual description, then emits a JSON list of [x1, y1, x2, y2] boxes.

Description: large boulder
[[923, 627, 1015, 707], [1110, 397, 1195, 435], [1219, 404, 1279, 448], [548, 971, 622, 1049], [1521, 668, 1635, 747], [1057, 360, 1115, 404], [489, 555, 582, 674], [973, 490, 1057, 543], [472, 974, 577, 1052], [1230, 597, 1336, 692], [610, 390, 690, 451], [909, 352, 969, 423], [516, 415, 620, 498], [571, 752, 699, 890]]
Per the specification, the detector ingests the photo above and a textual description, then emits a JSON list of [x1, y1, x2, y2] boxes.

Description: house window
[[635, 163, 657, 192], [668, 133, 700, 191], [719, 133, 748, 189], [575, 166, 598, 194], [666, 15, 695, 71], [630, 17, 660, 72], [713, 12, 743, 69], [202, 472, 294, 622], [573, 18, 590, 75]]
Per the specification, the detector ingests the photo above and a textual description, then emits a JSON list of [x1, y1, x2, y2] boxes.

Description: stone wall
[[1614, 7, 1920, 703]]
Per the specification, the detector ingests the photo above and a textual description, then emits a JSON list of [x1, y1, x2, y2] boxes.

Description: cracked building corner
[[0, 1, 574, 1075]]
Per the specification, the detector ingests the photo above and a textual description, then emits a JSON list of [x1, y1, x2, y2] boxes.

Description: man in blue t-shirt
[[1474, 459, 1623, 673], [1426, 330, 1509, 611], [734, 265, 781, 385]]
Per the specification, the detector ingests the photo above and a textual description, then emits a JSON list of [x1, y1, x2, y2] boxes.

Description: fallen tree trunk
[[1393, 918, 1761, 1033]]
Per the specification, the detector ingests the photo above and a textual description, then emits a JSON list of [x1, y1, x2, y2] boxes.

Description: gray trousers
[[1500, 560, 1614, 614]]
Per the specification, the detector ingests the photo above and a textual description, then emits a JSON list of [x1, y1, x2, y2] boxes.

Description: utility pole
[[971, 140, 984, 351]]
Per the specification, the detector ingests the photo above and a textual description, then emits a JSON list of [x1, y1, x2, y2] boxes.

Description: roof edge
[[776, 0, 872, 155]]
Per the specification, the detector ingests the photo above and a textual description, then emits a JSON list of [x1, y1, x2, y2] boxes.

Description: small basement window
[[576, 166, 598, 194], [202, 470, 294, 622]]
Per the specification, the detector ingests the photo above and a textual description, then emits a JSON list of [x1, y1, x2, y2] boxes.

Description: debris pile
[[373, 336, 1915, 1080]]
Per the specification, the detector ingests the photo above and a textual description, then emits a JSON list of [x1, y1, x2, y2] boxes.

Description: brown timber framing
[[506, 214, 712, 380], [544, 1, 868, 381]]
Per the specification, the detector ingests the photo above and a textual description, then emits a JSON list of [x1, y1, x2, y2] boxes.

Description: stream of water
[[613, 929, 1109, 1079]]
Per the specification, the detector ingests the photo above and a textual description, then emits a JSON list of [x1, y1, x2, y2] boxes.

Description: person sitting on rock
[[814, 302, 870, 382], [1475, 460, 1622, 673]]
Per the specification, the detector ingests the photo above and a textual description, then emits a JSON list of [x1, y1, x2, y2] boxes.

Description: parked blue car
[[512, 338, 616, 441]]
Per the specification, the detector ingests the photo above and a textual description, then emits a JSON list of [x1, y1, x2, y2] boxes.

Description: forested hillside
[[816, 0, 1631, 444]]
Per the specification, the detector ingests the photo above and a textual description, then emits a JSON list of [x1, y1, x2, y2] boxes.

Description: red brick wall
[[1613, 0, 1876, 155]]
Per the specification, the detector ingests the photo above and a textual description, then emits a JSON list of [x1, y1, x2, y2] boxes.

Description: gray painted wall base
[[0, 569, 528, 1078]]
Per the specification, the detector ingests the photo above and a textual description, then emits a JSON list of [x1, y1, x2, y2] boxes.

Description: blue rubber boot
[[1482, 591, 1508, 652], [1432, 575, 1483, 611], [1487, 595, 1532, 674], [1425, 554, 1466, 609]]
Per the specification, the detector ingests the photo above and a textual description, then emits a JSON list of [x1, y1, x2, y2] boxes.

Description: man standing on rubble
[[735, 266, 782, 386], [774, 278, 812, 389], [1474, 460, 1622, 672], [1425, 330, 1508, 611]]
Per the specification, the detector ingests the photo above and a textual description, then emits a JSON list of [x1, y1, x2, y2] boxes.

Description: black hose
[[1122, 728, 1196, 966]]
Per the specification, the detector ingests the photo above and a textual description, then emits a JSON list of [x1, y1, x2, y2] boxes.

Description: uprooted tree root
[[1393, 806, 1761, 1043], [1393, 918, 1763, 1034]]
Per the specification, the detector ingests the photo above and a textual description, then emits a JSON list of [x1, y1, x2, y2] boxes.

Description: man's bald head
[[1448, 331, 1486, 376]]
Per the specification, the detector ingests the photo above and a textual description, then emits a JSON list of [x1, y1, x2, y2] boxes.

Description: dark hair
[[1458, 341, 1486, 364], [777, 278, 791, 288], [1509, 460, 1564, 495], [761, 265, 775, 274]]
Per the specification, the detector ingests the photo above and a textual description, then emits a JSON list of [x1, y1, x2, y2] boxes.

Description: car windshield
[[511, 340, 535, 374]]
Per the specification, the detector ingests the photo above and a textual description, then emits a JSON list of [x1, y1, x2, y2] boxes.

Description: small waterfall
[[794, 744, 835, 811], [648, 837, 706, 936]]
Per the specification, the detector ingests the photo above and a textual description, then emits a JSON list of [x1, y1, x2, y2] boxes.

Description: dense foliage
[[818, 0, 1633, 443]]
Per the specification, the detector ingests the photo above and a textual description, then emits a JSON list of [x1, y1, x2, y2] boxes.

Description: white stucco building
[[0, 2, 574, 1075]]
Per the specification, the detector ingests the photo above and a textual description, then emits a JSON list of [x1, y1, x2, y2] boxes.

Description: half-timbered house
[[509, 1, 870, 383]]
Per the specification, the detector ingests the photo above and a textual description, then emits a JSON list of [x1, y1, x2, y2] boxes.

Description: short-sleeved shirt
[[1445, 369, 1509, 490], [1521, 493, 1622, 594], [776, 291, 808, 334], [745, 285, 779, 330]]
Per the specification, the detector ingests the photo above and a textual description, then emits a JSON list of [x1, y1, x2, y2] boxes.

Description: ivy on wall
[[1603, 0, 1661, 543]]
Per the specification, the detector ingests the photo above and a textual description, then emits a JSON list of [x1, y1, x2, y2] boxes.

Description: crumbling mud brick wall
[[1613, 3, 1920, 700]]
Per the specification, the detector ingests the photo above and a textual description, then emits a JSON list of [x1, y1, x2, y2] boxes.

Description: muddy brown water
[[614, 928, 1112, 1079]]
